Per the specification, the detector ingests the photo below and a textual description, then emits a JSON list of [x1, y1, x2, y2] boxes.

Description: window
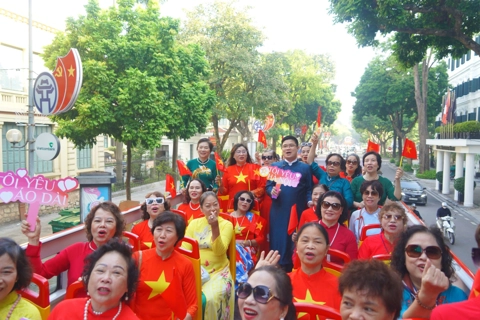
[[0, 45, 24, 92], [467, 51, 471, 61], [2, 123, 26, 171], [34, 126, 54, 174], [190, 144, 194, 160], [103, 136, 109, 148], [456, 59, 460, 68], [77, 145, 92, 169]]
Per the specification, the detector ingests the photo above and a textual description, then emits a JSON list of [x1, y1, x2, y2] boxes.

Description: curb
[[386, 161, 480, 224]]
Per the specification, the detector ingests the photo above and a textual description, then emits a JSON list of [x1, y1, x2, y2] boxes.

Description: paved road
[[380, 161, 477, 272]]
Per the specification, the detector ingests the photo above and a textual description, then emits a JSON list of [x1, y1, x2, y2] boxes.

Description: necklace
[[5, 294, 21, 320], [232, 211, 246, 235], [88, 242, 96, 252], [235, 164, 245, 175], [84, 299, 122, 320], [197, 157, 209, 165], [380, 233, 393, 254], [189, 202, 200, 211]]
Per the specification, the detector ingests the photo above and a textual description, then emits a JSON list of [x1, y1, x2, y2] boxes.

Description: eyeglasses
[[405, 244, 442, 260], [235, 150, 247, 155], [239, 197, 253, 204], [262, 155, 273, 160], [472, 248, 480, 268], [236, 282, 280, 304], [347, 160, 358, 165], [282, 144, 297, 148], [321, 201, 342, 211], [382, 214, 403, 221], [326, 161, 341, 167], [363, 190, 379, 197], [145, 198, 164, 205], [301, 142, 312, 147]]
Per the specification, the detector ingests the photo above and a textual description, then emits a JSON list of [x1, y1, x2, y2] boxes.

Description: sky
[[2, 0, 378, 127]]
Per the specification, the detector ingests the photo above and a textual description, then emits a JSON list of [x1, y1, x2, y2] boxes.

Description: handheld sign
[[0, 169, 79, 231]]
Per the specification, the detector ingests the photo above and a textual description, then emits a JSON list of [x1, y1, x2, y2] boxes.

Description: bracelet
[[415, 292, 436, 310]]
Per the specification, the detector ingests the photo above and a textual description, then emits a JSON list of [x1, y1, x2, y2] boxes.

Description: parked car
[[401, 180, 427, 205]]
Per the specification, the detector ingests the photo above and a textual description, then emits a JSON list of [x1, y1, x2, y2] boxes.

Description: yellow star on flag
[[218, 160, 224, 166], [143, 242, 152, 249], [256, 221, 263, 230], [234, 221, 246, 235], [170, 182, 175, 189], [253, 168, 260, 177], [406, 146, 411, 153], [145, 271, 170, 299], [294, 289, 325, 319], [68, 65, 75, 77], [235, 172, 248, 183]]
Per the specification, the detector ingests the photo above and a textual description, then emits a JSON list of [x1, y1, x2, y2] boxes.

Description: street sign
[[35, 133, 61, 160]]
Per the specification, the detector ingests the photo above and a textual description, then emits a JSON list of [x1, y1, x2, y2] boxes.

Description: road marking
[[458, 213, 463, 217], [472, 222, 477, 226], [464, 217, 470, 221]]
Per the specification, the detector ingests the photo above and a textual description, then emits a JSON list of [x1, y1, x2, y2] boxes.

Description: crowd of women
[[0, 135, 476, 320]]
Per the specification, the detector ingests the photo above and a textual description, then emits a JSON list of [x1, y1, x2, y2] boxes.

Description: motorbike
[[437, 216, 456, 245]]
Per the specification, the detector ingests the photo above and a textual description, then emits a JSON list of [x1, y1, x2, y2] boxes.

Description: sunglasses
[[405, 244, 442, 260], [262, 155, 273, 160], [145, 198, 164, 205], [321, 201, 342, 211], [363, 190, 379, 197], [301, 142, 312, 147], [472, 248, 480, 268], [239, 197, 253, 204], [383, 214, 403, 221], [236, 282, 280, 304], [347, 160, 358, 165], [326, 161, 341, 167]]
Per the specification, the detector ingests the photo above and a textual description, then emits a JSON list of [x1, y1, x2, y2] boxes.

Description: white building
[[427, 36, 480, 207]]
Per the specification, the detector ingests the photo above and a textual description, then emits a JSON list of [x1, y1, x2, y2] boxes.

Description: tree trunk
[[126, 141, 132, 200], [392, 130, 397, 158], [115, 141, 123, 185], [172, 137, 179, 184], [413, 61, 430, 173]]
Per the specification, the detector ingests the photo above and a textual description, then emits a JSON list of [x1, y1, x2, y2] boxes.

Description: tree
[[329, 0, 480, 66], [352, 115, 393, 154], [44, 0, 214, 199]]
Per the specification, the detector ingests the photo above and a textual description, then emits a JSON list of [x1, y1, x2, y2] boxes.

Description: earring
[[125, 296, 128, 301], [87, 292, 90, 296]]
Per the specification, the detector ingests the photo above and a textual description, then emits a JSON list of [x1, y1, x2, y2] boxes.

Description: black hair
[[296, 223, 330, 245], [281, 135, 299, 147], [197, 138, 214, 152], [339, 259, 402, 319], [359, 179, 384, 199], [233, 190, 255, 212], [390, 225, 454, 280], [0, 237, 32, 291], [150, 211, 186, 246], [362, 151, 382, 171], [83, 239, 138, 301], [84, 202, 124, 241], [249, 266, 297, 320], [185, 179, 207, 203], [315, 191, 349, 225], [325, 153, 346, 171], [141, 191, 170, 220], [346, 153, 363, 177]]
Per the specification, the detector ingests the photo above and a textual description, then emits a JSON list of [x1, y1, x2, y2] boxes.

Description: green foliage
[[390, 158, 395, 163], [416, 169, 436, 180], [454, 177, 477, 193], [436, 171, 444, 182], [328, 0, 480, 67], [403, 164, 413, 172], [453, 121, 480, 133]]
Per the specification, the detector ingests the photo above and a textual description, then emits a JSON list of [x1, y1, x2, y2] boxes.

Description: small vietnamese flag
[[176, 160, 192, 176], [161, 268, 187, 319], [317, 106, 322, 128], [287, 204, 298, 235], [214, 152, 227, 172], [250, 163, 261, 181], [165, 174, 176, 198], [366, 140, 380, 153], [402, 138, 418, 160], [258, 129, 267, 148]]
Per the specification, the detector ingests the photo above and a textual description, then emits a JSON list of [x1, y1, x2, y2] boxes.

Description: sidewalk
[[1, 180, 167, 246], [389, 162, 480, 224]]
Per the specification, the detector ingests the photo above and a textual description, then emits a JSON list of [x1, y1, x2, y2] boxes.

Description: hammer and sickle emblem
[[54, 66, 63, 77]]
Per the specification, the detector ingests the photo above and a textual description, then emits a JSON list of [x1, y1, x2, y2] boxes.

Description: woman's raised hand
[[310, 133, 319, 144], [419, 259, 449, 299], [21, 216, 41, 245], [256, 250, 281, 269], [207, 211, 218, 226]]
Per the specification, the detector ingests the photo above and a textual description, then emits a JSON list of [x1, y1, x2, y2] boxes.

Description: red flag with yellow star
[[288, 204, 298, 235], [161, 268, 187, 319], [214, 152, 227, 172], [258, 129, 267, 148], [317, 106, 322, 128], [250, 163, 261, 181], [366, 140, 380, 153], [176, 159, 192, 176], [402, 138, 418, 160], [165, 174, 177, 198]]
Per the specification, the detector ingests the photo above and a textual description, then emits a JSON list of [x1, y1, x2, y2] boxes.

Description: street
[[380, 160, 477, 272]]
